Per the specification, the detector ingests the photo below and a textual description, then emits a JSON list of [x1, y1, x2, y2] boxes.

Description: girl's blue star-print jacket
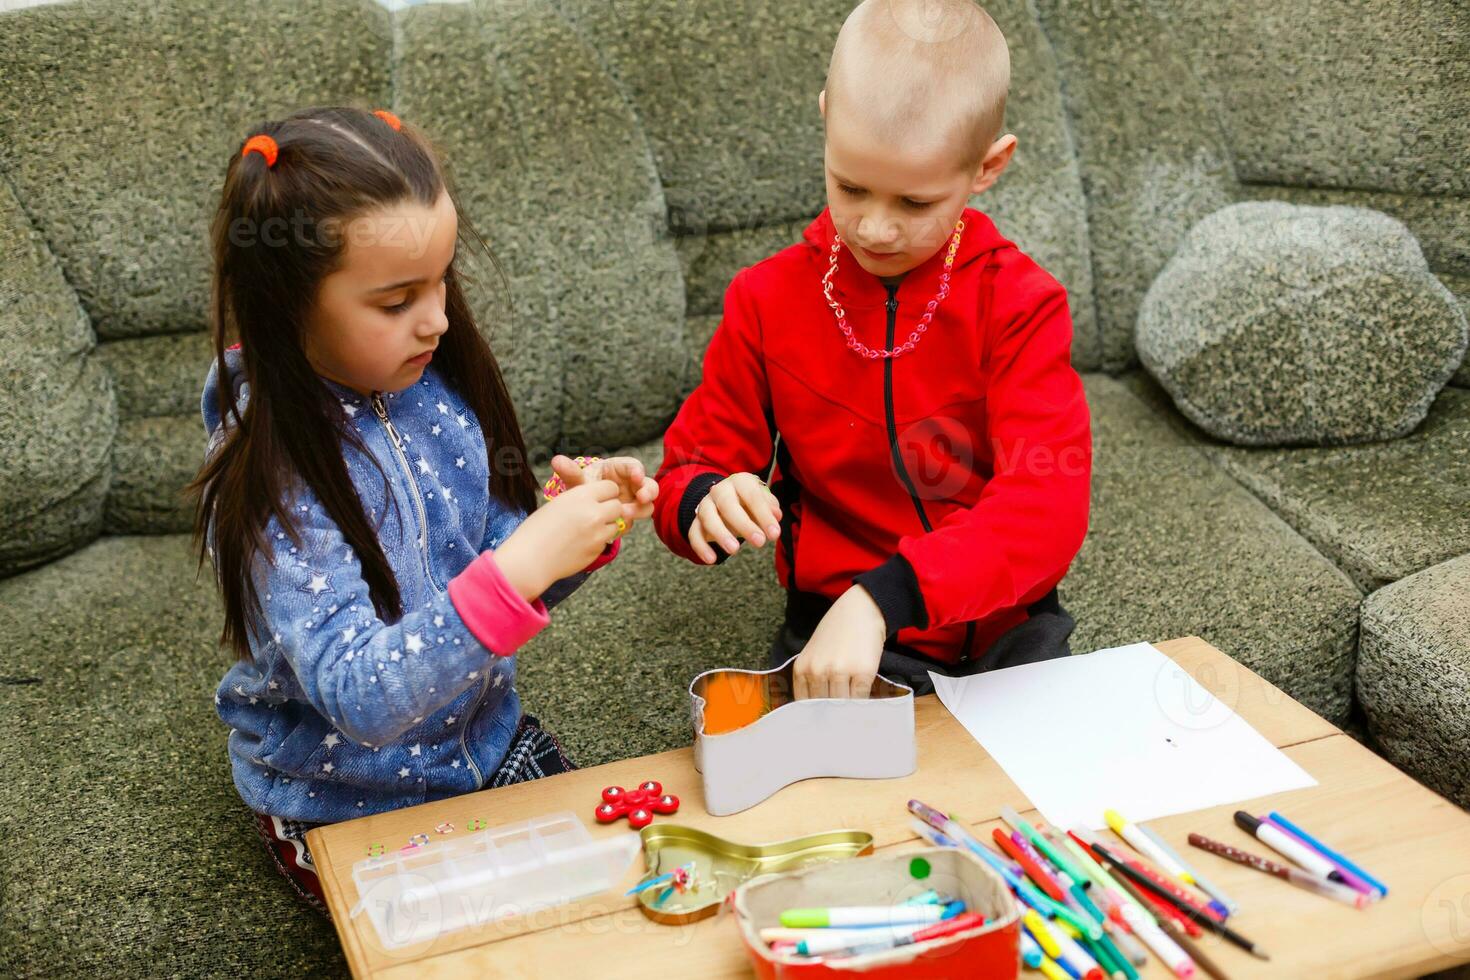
[[201, 345, 615, 823]]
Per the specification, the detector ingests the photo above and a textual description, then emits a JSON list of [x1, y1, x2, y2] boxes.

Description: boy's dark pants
[[767, 587, 1077, 696]]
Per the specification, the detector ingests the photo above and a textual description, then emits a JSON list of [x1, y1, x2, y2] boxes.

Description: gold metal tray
[[631, 824, 875, 925]]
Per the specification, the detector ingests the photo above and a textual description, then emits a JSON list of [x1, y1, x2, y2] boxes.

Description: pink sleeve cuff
[[447, 551, 550, 656], [583, 536, 622, 573]]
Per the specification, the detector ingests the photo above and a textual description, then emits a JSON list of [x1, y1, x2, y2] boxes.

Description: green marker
[[779, 903, 952, 929], [1001, 806, 1090, 888], [1069, 881, 1107, 927], [1087, 932, 1139, 980], [1049, 898, 1103, 941]]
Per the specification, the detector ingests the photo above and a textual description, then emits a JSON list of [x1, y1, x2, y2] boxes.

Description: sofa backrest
[[392, 0, 687, 452], [0, 0, 394, 341], [1030, 0, 1469, 372]]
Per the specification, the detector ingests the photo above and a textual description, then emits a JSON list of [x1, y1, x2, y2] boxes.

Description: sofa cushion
[[0, 0, 392, 341], [105, 416, 200, 535], [0, 535, 344, 976], [557, 0, 843, 235], [1137, 202, 1467, 446], [0, 177, 116, 577], [1030, 0, 1237, 373], [1064, 375, 1362, 724], [95, 333, 214, 534], [96, 332, 214, 422], [1193, 387, 1470, 593], [393, 0, 686, 452], [1358, 554, 1470, 808], [1438, 271, 1470, 387], [1128, 373, 1470, 594]]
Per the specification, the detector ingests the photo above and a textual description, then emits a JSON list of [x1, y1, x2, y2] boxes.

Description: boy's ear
[[970, 134, 1018, 195], [818, 88, 827, 119]]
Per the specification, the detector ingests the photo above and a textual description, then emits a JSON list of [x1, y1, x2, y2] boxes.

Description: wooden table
[[309, 636, 1470, 978]]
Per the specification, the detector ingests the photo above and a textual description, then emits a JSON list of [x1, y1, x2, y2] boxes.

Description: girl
[[189, 106, 657, 916]]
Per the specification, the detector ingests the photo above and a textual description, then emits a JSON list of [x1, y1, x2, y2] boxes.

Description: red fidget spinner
[[595, 780, 680, 829]]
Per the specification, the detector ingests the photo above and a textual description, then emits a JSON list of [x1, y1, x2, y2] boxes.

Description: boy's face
[[821, 91, 1014, 279]]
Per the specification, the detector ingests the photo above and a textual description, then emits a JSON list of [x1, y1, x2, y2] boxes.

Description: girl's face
[[305, 190, 458, 396]]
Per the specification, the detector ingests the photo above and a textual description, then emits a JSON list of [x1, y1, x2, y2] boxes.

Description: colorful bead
[[541, 455, 603, 500]]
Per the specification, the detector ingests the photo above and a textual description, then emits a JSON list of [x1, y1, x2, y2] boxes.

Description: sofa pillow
[[1137, 201, 1467, 446]]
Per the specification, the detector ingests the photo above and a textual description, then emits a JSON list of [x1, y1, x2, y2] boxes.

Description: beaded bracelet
[[542, 455, 627, 537]]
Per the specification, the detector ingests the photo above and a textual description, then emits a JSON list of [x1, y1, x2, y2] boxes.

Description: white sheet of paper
[[929, 641, 1317, 831]]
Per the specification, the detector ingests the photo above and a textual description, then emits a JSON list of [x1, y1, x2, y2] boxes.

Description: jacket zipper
[[881, 285, 977, 662], [459, 675, 490, 788], [371, 393, 487, 785], [370, 393, 436, 590]]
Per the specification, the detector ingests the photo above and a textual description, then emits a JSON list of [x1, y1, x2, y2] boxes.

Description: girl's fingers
[[636, 477, 660, 504], [712, 483, 764, 547], [602, 457, 646, 497], [698, 497, 740, 555], [851, 673, 874, 700], [793, 669, 811, 701], [736, 479, 782, 542], [550, 454, 587, 487], [588, 478, 621, 501]]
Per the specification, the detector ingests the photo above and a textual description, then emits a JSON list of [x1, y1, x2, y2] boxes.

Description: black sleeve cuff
[[678, 471, 733, 566], [854, 554, 929, 637]]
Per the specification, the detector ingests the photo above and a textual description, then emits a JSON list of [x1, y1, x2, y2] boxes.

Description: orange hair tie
[[372, 109, 402, 132], [241, 134, 279, 167]]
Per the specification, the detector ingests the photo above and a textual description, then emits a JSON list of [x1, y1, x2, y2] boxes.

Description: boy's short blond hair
[[825, 0, 1010, 172]]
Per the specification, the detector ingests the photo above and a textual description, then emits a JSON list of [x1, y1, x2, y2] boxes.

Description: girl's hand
[[687, 471, 782, 565], [550, 455, 659, 525], [494, 480, 626, 600], [791, 586, 887, 699]]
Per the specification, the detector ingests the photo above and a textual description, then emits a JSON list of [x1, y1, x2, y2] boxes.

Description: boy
[[652, 0, 1091, 699]]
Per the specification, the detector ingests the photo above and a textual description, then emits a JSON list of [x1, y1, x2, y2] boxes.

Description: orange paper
[[700, 671, 769, 735]]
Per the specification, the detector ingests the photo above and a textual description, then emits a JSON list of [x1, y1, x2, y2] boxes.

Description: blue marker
[[1268, 811, 1388, 897], [1019, 931, 1044, 969]]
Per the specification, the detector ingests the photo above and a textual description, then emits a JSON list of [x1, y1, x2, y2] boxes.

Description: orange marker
[[993, 828, 1068, 903]]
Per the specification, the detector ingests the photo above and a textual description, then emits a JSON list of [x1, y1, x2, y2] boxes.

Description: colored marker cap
[[780, 909, 829, 928]]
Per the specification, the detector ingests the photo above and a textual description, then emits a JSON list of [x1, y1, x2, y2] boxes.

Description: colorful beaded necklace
[[821, 219, 965, 360]]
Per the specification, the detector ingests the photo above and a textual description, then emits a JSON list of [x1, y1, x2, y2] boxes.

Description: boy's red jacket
[[654, 207, 1092, 665]]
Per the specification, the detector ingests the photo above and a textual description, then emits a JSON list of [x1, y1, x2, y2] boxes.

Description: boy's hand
[[688, 472, 783, 565], [550, 455, 659, 526], [496, 480, 626, 599], [792, 586, 887, 699]]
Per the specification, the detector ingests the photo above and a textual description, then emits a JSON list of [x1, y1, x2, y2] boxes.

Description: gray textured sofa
[[1, 1, 1465, 975]]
